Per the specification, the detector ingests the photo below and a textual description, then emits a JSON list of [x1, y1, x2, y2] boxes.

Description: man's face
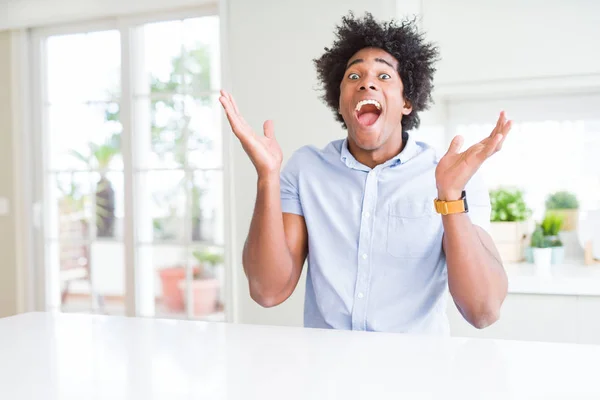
[[339, 47, 412, 151]]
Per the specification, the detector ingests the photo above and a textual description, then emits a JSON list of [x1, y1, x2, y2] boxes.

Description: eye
[[379, 73, 391, 80], [348, 73, 359, 80]]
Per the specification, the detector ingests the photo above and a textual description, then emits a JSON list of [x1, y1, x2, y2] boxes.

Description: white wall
[[423, 0, 600, 86], [0, 31, 20, 317], [0, 0, 215, 30]]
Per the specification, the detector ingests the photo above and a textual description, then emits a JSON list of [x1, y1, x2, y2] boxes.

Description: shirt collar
[[339, 132, 420, 171]]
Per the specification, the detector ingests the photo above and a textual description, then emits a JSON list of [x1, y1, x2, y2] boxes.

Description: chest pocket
[[386, 200, 442, 259]]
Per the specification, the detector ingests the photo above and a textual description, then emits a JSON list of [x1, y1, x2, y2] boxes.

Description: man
[[219, 12, 511, 334]]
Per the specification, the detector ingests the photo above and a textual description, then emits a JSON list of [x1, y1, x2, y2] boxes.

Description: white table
[[1, 313, 599, 399]]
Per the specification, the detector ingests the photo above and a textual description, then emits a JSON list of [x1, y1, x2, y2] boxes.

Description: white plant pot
[[533, 248, 552, 269]]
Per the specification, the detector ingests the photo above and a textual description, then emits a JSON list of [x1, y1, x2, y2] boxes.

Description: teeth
[[355, 99, 382, 112]]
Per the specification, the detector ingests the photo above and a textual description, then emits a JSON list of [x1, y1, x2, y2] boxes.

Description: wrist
[[437, 188, 463, 201], [257, 173, 280, 188]]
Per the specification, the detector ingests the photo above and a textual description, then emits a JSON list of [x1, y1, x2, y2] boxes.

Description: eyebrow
[[346, 57, 396, 70]]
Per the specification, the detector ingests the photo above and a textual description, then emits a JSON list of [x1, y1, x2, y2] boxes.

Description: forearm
[[442, 213, 508, 329], [243, 174, 295, 301]]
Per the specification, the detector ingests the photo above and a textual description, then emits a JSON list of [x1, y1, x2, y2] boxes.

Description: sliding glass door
[[33, 10, 227, 321]]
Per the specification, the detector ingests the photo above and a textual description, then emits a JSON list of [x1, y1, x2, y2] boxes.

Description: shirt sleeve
[[465, 170, 492, 233], [279, 150, 304, 216]]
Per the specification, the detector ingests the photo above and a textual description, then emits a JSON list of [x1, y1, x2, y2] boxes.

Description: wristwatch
[[434, 190, 468, 215]]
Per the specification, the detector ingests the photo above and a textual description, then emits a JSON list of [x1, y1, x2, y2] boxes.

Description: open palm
[[436, 111, 512, 198], [219, 90, 283, 177]]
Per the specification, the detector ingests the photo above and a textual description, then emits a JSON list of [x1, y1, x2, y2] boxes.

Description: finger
[[502, 119, 512, 135], [447, 135, 464, 155], [485, 133, 503, 157], [220, 90, 238, 115], [219, 96, 245, 136], [263, 120, 275, 139], [220, 90, 231, 108], [494, 119, 512, 151], [490, 111, 505, 138], [223, 95, 255, 140], [219, 95, 236, 120], [224, 90, 241, 115]]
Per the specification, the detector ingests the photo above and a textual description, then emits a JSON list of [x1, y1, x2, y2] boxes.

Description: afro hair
[[314, 12, 440, 132]]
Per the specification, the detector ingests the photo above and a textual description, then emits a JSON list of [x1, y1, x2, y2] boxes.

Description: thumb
[[263, 120, 275, 139], [447, 135, 464, 155]]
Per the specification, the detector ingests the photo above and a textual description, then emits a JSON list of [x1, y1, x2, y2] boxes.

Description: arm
[[440, 207, 507, 329], [435, 111, 512, 328], [243, 174, 308, 307], [219, 90, 308, 307]]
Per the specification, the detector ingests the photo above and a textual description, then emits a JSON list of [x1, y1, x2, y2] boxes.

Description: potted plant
[[541, 212, 565, 264], [545, 191, 579, 231], [179, 249, 223, 317], [70, 133, 120, 238], [530, 225, 552, 268], [158, 249, 200, 313], [489, 188, 532, 262]]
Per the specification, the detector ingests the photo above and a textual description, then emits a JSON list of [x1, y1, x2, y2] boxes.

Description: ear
[[402, 99, 413, 116]]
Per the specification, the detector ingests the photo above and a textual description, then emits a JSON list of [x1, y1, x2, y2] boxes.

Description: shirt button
[[362, 253, 368, 260], [364, 212, 370, 218], [357, 292, 364, 299]]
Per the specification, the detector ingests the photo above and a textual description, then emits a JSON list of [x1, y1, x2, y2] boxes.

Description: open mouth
[[355, 99, 382, 127]]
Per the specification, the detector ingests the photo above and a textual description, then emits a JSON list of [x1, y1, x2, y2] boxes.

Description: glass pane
[[48, 172, 93, 241], [134, 96, 187, 169], [185, 94, 222, 169], [136, 171, 187, 243], [47, 30, 120, 103], [59, 241, 125, 316], [191, 171, 224, 245], [48, 172, 123, 240], [52, 240, 91, 312], [138, 20, 183, 97], [459, 119, 600, 220], [137, 245, 187, 318], [93, 171, 124, 240], [48, 102, 122, 171], [182, 16, 220, 93], [187, 245, 225, 321]]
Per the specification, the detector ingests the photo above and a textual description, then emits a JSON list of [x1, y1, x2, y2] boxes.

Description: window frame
[[28, 5, 235, 321]]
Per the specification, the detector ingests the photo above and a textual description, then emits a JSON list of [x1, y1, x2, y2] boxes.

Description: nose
[[359, 80, 378, 92]]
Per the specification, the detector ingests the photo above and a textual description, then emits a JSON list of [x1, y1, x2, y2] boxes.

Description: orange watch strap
[[433, 191, 468, 215]]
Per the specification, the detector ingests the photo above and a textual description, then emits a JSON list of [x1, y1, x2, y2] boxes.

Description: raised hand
[[219, 90, 283, 178], [435, 111, 512, 200]]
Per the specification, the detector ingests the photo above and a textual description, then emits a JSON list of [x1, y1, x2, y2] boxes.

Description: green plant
[[490, 188, 532, 222], [70, 133, 121, 237], [70, 133, 121, 172], [57, 178, 86, 214], [549, 237, 563, 247], [545, 191, 579, 210], [192, 250, 224, 279], [541, 212, 564, 237], [530, 225, 551, 248]]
